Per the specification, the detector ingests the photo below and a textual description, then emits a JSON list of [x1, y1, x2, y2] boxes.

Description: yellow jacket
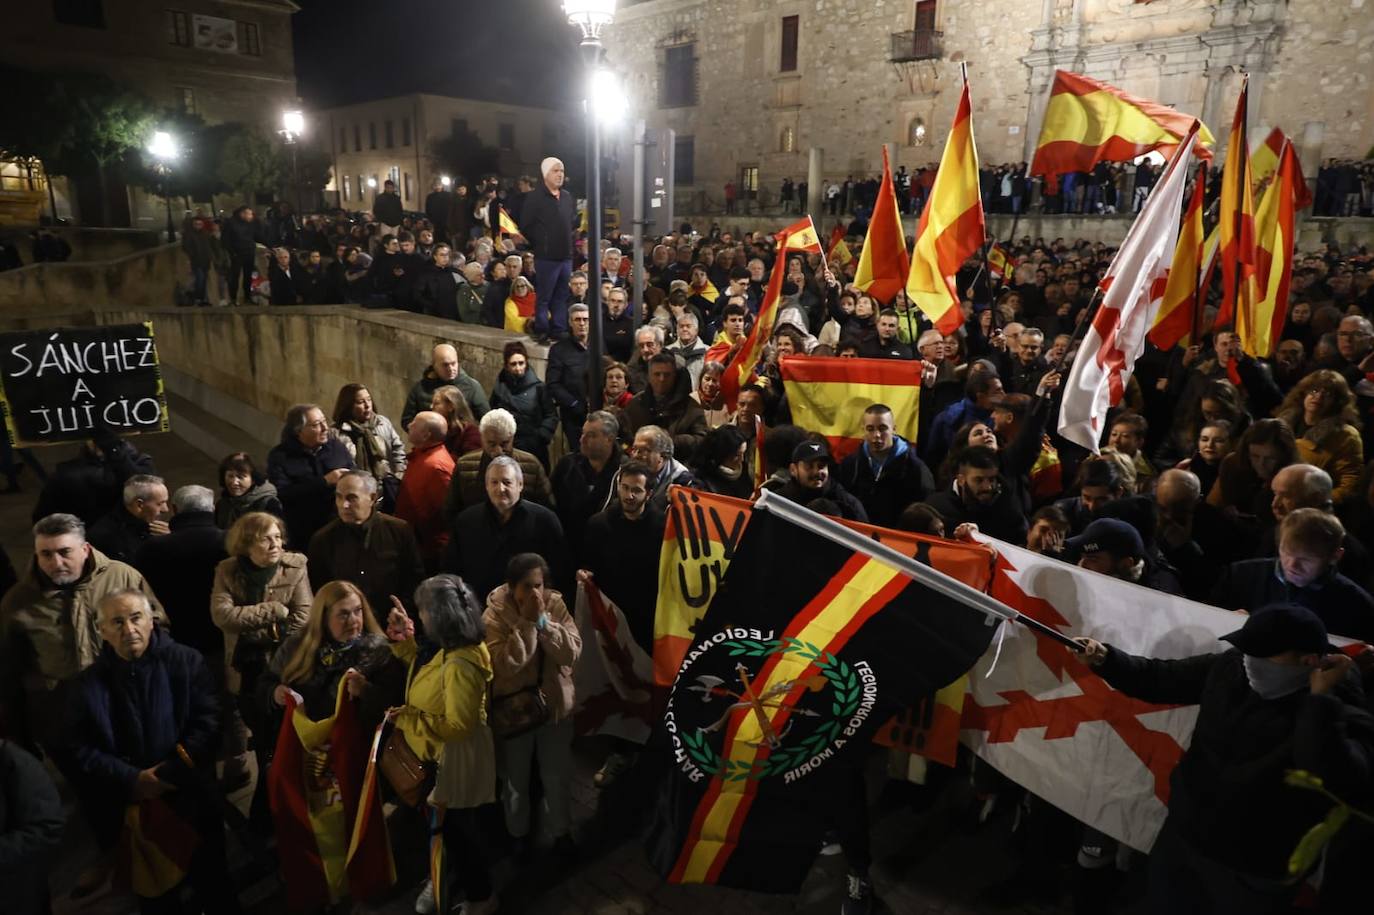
[[390, 638, 492, 763]]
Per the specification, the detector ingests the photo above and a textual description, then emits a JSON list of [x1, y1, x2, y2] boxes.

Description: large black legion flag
[[650, 492, 1003, 892], [0, 323, 169, 445]]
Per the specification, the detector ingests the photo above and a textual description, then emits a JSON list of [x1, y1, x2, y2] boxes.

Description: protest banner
[[0, 322, 169, 446]]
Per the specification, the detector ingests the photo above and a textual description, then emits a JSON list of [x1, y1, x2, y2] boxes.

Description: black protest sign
[[0, 323, 169, 446]]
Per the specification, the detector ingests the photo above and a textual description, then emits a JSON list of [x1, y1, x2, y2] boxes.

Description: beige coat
[[482, 584, 581, 723], [0, 548, 165, 686], [209, 552, 312, 693]]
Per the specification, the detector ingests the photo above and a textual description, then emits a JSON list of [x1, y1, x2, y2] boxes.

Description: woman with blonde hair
[[431, 384, 481, 458], [1274, 368, 1365, 504], [257, 580, 405, 727], [211, 511, 312, 821], [503, 275, 537, 333]]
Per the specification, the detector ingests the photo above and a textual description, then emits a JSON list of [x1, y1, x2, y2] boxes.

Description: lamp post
[[563, 0, 618, 410], [147, 130, 178, 243], [280, 109, 305, 216]]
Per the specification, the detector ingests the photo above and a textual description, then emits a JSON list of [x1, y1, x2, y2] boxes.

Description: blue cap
[[1066, 518, 1144, 559]]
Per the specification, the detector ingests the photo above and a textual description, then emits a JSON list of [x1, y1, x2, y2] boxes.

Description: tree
[[216, 126, 287, 203], [45, 74, 156, 226], [429, 122, 502, 185]]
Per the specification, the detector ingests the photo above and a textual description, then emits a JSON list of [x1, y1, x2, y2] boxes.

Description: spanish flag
[[987, 242, 1012, 281], [719, 228, 790, 410], [1148, 166, 1207, 351], [1242, 138, 1301, 358], [689, 277, 721, 304], [1250, 127, 1313, 209], [116, 797, 200, 898], [905, 77, 985, 334], [854, 146, 910, 304], [1029, 70, 1214, 176], [268, 682, 396, 910], [1215, 76, 1257, 331], [653, 486, 994, 766], [498, 206, 522, 238], [775, 215, 823, 254], [780, 356, 922, 460], [649, 501, 998, 890]]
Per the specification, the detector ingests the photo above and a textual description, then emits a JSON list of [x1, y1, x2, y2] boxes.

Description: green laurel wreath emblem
[[678, 637, 862, 782]]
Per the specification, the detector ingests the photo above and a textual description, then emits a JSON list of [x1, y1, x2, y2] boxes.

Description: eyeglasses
[[1336, 331, 1369, 339]]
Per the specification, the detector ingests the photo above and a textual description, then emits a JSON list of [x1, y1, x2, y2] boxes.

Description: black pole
[[291, 142, 302, 217], [162, 174, 176, 243], [582, 40, 605, 411]]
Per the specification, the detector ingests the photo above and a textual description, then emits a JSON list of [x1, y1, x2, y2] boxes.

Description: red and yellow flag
[[906, 76, 985, 335], [268, 683, 396, 910], [775, 215, 823, 253], [854, 146, 910, 303], [1148, 167, 1207, 351], [780, 356, 922, 460], [987, 242, 1012, 281], [1242, 138, 1301, 358], [689, 278, 721, 304], [1250, 127, 1312, 209], [498, 206, 522, 238], [719, 230, 790, 410], [1215, 77, 1257, 330], [1029, 70, 1214, 176]]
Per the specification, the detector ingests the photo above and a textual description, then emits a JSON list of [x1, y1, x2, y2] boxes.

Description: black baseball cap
[[1066, 518, 1144, 559], [1221, 603, 1330, 657], [791, 440, 830, 464]]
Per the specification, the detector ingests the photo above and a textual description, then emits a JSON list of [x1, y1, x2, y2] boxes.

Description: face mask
[[1242, 655, 1310, 700]]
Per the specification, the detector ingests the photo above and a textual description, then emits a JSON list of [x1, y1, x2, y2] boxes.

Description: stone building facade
[[321, 94, 580, 212], [604, 0, 1374, 209], [1, 0, 298, 226]]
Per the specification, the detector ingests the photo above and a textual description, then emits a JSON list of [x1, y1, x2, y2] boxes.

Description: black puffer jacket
[[0, 740, 64, 915], [266, 432, 355, 550], [491, 368, 558, 459], [1098, 646, 1374, 880]]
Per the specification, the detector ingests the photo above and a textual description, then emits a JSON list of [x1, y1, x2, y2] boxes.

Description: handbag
[[489, 648, 548, 740], [378, 721, 433, 808]]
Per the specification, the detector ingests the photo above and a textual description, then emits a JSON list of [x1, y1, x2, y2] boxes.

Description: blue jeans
[[191, 265, 209, 303], [533, 257, 572, 336]]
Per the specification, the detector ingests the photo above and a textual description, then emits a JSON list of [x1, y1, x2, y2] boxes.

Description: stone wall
[[606, 0, 1374, 198], [0, 244, 186, 321], [0, 226, 164, 264]]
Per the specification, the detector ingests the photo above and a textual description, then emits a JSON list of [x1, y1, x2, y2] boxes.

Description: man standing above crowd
[[521, 157, 577, 345], [372, 179, 404, 248]]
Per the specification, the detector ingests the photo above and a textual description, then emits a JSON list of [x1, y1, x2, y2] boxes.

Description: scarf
[[507, 289, 536, 318], [236, 556, 279, 603]]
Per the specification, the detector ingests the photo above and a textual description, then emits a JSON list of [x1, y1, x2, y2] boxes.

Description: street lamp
[[280, 109, 305, 216], [147, 130, 178, 243], [563, 0, 617, 409], [440, 175, 452, 189]]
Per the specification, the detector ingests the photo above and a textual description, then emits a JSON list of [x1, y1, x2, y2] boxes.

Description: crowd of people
[[2, 153, 1374, 915]]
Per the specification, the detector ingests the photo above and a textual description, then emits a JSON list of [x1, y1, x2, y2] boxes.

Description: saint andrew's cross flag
[[573, 579, 655, 743], [268, 682, 395, 910], [780, 356, 923, 461], [650, 497, 999, 891]]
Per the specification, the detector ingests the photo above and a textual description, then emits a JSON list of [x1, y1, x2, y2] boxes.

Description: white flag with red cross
[[959, 536, 1241, 852]]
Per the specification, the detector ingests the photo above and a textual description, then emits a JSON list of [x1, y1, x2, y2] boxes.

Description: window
[[779, 126, 795, 153], [674, 136, 695, 185], [178, 87, 196, 115], [401, 118, 411, 147], [908, 117, 927, 146], [384, 120, 394, 149], [914, 0, 936, 31], [451, 117, 468, 137], [236, 21, 261, 56], [404, 173, 413, 202], [498, 123, 515, 150], [53, 0, 105, 28], [780, 15, 799, 72], [368, 122, 377, 150], [389, 166, 400, 187], [741, 165, 759, 199], [167, 10, 191, 45], [353, 125, 361, 152], [342, 176, 350, 202], [661, 44, 697, 108]]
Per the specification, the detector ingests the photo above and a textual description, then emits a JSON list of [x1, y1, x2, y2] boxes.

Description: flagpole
[[754, 490, 1083, 650], [1191, 165, 1207, 344]]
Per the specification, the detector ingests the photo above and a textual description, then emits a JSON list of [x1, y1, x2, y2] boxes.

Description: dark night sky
[[291, 0, 582, 109]]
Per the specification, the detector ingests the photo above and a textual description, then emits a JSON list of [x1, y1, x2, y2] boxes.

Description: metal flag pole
[[753, 490, 1083, 650]]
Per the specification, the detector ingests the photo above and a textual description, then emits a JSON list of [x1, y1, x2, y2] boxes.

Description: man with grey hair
[[600, 246, 625, 288], [522, 155, 577, 344], [628, 324, 666, 393], [619, 424, 695, 511], [548, 302, 592, 451], [447, 407, 553, 517], [268, 403, 356, 550], [1264, 463, 1370, 586], [135, 484, 227, 661], [1, 514, 165, 753], [448, 454, 568, 599], [666, 311, 709, 389], [88, 473, 169, 564], [552, 410, 625, 557]]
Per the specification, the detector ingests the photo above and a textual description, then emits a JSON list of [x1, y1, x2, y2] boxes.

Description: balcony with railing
[[890, 29, 943, 62]]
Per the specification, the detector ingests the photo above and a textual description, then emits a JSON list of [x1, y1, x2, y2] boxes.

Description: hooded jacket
[[837, 436, 934, 528], [491, 368, 559, 458]]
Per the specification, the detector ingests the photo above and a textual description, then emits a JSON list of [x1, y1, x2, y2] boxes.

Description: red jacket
[[394, 442, 455, 564]]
